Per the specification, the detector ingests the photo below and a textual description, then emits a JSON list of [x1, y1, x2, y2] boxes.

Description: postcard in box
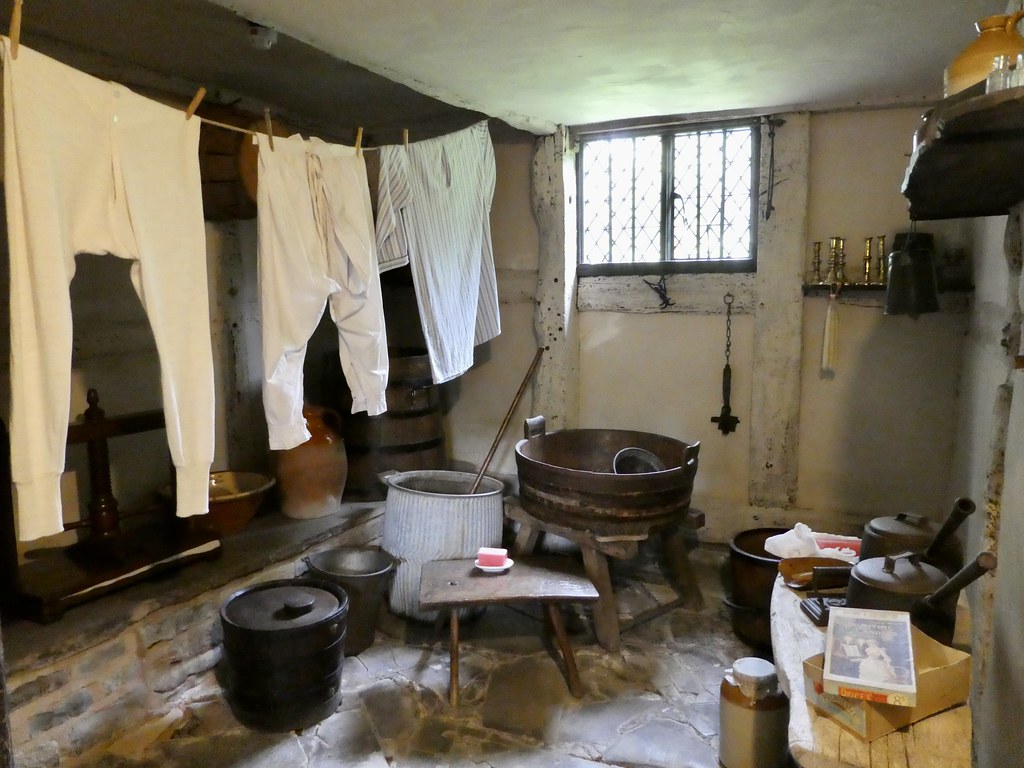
[[803, 625, 971, 741], [823, 606, 916, 706]]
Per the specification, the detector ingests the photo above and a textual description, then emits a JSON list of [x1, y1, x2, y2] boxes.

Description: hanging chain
[[712, 291, 740, 434], [723, 292, 734, 365]]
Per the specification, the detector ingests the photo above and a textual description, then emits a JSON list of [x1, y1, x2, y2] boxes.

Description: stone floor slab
[[602, 717, 720, 768], [59, 543, 773, 768]]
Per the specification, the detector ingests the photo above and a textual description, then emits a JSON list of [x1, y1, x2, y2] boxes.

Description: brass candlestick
[[836, 236, 847, 284], [811, 241, 822, 283], [875, 235, 887, 285], [863, 237, 873, 284], [825, 237, 839, 285]]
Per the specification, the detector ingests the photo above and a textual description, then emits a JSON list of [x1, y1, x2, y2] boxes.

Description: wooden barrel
[[339, 349, 448, 500], [197, 108, 256, 222], [196, 106, 291, 221]]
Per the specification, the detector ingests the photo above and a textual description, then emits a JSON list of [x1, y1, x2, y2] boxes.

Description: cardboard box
[[803, 625, 971, 741]]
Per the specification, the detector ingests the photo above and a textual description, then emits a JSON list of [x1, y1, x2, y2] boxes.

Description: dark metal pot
[[860, 497, 976, 576], [724, 528, 788, 648], [220, 578, 349, 731], [839, 550, 996, 644], [303, 547, 396, 656]]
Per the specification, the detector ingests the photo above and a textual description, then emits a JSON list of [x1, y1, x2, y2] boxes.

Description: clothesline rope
[[184, 85, 384, 152], [195, 113, 384, 151]]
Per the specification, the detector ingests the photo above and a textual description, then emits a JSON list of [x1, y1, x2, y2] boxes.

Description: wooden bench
[[418, 556, 599, 706]]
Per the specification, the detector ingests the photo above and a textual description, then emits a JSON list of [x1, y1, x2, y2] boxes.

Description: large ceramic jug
[[945, 11, 1024, 96], [275, 405, 348, 519]]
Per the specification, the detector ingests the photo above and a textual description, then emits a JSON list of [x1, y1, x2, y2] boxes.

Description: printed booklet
[[822, 606, 917, 706]]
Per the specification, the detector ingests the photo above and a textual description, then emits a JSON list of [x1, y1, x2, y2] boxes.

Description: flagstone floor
[[86, 540, 779, 768]]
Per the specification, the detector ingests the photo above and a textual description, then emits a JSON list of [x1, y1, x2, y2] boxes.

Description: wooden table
[[769, 575, 971, 768], [506, 499, 704, 652], [418, 556, 599, 706]]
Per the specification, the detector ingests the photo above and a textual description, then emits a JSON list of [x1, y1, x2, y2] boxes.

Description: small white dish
[[474, 557, 514, 573]]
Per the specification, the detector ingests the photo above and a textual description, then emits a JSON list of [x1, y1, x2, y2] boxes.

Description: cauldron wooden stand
[[511, 417, 705, 651], [507, 498, 705, 651]]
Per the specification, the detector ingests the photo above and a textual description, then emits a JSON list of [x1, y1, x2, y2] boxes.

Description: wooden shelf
[[903, 84, 1024, 220], [802, 283, 886, 296]]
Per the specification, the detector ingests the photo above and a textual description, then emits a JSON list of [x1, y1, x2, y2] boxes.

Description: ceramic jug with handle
[[275, 404, 348, 519], [945, 11, 1024, 96]]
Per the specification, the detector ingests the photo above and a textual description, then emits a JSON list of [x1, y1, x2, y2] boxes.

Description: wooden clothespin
[[185, 87, 206, 120], [10, 0, 23, 59], [355, 127, 363, 156], [402, 128, 409, 148], [263, 107, 275, 151]]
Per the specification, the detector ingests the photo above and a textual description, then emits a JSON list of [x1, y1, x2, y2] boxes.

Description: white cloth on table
[[2, 38, 215, 540], [375, 120, 499, 384], [256, 133, 388, 450]]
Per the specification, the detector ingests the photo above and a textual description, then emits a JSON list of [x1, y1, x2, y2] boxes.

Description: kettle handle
[[920, 551, 997, 612], [809, 565, 853, 594], [1007, 10, 1024, 33], [924, 497, 976, 561]]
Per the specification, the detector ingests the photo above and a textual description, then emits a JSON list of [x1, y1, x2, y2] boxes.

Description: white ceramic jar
[[719, 657, 790, 768]]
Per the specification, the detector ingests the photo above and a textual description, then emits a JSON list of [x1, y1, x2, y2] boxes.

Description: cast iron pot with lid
[[220, 578, 349, 731], [817, 550, 996, 645], [860, 496, 976, 576]]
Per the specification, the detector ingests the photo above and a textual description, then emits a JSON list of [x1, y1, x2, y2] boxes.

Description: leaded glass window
[[577, 120, 759, 275]]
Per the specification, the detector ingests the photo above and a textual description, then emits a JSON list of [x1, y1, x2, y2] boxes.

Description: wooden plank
[[418, 557, 598, 610], [66, 409, 164, 443]]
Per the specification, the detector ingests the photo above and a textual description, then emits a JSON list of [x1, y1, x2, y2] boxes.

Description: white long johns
[[3, 40, 215, 541], [376, 121, 499, 384], [256, 134, 388, 450]]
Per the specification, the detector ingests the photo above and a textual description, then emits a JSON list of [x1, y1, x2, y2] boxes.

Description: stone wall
[[6, 508, 383, 767]]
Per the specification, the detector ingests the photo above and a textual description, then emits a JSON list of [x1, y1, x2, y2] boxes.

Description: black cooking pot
[[860, 497, 975, 576], [818, 550, 996, 644], [220, 577, 349, 731]]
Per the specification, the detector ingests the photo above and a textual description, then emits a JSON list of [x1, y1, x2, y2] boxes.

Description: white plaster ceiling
[[207, 0, 1002, 133]]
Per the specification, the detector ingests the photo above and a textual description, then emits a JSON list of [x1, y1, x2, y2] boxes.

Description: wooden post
[[448, 609, 459, 706], [83, 389, 121, 540], [0, 617, 12, 768]]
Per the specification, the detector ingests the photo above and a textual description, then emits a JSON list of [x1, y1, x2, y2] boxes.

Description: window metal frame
[[575, 117, 760, 277]]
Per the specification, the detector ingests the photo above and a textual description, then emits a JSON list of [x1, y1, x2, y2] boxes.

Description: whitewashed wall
[[556, 108, 973, 542], [954, 208, 1021, 767]]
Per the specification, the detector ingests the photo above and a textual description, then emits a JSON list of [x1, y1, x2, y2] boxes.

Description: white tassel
[[821, 294, 838, 374]]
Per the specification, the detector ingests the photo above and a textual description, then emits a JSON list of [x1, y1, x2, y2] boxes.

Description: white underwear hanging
[[256, 134, 388, 450], [2, 39, 215, 540]]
